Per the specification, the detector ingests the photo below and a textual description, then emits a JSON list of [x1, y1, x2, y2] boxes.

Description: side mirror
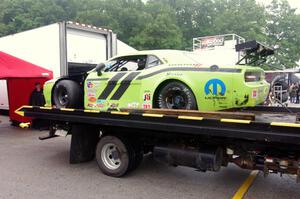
[[95, 63, 105, 76]]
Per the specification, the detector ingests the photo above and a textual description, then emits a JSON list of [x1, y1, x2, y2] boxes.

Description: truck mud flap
[[70, 124, 99, 164]]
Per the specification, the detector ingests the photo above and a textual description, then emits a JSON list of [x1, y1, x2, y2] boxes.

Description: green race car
[[43, 49, 270, 111]]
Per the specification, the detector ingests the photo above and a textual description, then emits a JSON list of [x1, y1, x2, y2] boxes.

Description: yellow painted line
[[60, 108, 75, 112], [221, 118, 251, 124], [142, 113, 164, 118], [178, 116, 203, 120], [232, 170, 259, 199], [84, 109, 100, 113], [271, 122, 300, 128], [40, 106, 52, 110], [111, 111, 130, 115]]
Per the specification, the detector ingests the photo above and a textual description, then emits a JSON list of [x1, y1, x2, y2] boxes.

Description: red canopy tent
[[0, 51, 53, 123]]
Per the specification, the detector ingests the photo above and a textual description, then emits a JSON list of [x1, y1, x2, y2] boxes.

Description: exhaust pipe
[[153, 145, 223, 172]]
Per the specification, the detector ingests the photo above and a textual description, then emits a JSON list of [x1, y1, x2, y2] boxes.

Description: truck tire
[[156, 81, 197, 110], [96, 136, 136, 177], [53, 80, 82, 108]]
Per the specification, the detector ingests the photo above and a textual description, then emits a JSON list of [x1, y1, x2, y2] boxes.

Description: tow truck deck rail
[[16, 105, 300, 145]]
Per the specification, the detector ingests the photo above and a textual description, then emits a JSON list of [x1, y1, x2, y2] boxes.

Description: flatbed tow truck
[[15, 105, 300, 182]]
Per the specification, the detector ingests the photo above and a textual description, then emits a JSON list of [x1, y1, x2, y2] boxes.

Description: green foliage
[[265, 0, 300, 69], [0, 0, 299, 68], [129, 1, 183, 49]]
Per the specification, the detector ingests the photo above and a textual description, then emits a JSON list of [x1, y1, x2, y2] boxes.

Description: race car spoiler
[[235, 40, 274, 65]]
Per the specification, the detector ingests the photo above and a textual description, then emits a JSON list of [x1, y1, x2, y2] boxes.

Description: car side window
[[146, 55, 161, 68], [117, 61, 138, 71], [105, 55, 147, 72]]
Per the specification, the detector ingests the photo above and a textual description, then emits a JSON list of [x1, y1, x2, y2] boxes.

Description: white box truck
[[0, 21, 136, 111]]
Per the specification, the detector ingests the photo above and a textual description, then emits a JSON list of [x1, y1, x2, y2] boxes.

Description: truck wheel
[[156, 81, 197, 110], [53, 80, 82, 108], [96, 136, 135, 177]]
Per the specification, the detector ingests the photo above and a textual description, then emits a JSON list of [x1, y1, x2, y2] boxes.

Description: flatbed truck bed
[[15, 105, 300, 181]]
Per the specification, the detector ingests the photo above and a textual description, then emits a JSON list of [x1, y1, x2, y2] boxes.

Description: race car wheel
[[156, 81, 197, 110], [96, 135, 136, 177], [53, 80, 82, 108]]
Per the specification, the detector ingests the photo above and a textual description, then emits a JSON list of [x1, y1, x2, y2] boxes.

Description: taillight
[[245, 71, 262, 82]]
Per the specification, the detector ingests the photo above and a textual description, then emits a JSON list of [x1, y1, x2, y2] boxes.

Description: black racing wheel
[[53, 80, 82, 108], [156, 81, 197, 110]]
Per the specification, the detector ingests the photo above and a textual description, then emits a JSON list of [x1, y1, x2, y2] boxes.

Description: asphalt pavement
[[0, 115, 299, 199]]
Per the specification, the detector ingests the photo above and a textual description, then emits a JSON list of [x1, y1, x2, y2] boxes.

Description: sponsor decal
[[109, 103, 119, 108], [143, 92, 151, 101], [87, 103, 96, 107], [87, 93, 95, 97], [252, 90, 257, 98], [143, 103, 151, 109], [96, 99, 107, 108], [97, 99, 106, 104], [96, 103, 105, 108], [204, 78, 227, 103], [88, 97, 97, 103], [95, 99, 117, 108], [87, 82, 94, 88], [166, 72, 183, 76], [201, 36, 224, 49], [204, 78, 226, 96], [128, 102, 139, 109]]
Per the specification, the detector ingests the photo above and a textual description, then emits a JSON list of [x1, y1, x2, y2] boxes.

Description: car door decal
[[110, 72, 141, 100], [98, 72, 127, 100]]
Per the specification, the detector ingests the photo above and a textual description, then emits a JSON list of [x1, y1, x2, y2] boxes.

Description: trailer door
[[66, 28, 108, 75]]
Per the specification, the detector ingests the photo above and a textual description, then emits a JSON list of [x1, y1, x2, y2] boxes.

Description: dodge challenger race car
[[43, 49, 270, 111]]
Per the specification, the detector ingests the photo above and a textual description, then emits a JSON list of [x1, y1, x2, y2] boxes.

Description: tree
[[0, 0, 299, 68], [129, 1, 183, 49], [209, 0, 267, 41], [265, 0, 300, 69], [129, 13, 183, 49], [76, 0, 149, 44], [0, 0, 78, 36]]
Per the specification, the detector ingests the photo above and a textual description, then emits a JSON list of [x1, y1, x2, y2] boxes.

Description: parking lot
[[0, 115, 300, 199]]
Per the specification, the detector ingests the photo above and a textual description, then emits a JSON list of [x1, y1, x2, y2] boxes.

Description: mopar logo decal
[[87, 82, 94, 88], [204, 79, 226, 96]]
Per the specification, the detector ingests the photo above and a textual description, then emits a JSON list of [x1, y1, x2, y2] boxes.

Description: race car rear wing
[[235, 40, 274, 66]]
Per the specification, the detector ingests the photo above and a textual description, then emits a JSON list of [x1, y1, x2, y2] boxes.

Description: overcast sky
[[256, 0, 300, 13]]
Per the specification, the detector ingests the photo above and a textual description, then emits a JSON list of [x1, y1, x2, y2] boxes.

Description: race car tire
[[96, 135, 135, 177], [156, 81, 197, 110], [53, 80, 82, 108]]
